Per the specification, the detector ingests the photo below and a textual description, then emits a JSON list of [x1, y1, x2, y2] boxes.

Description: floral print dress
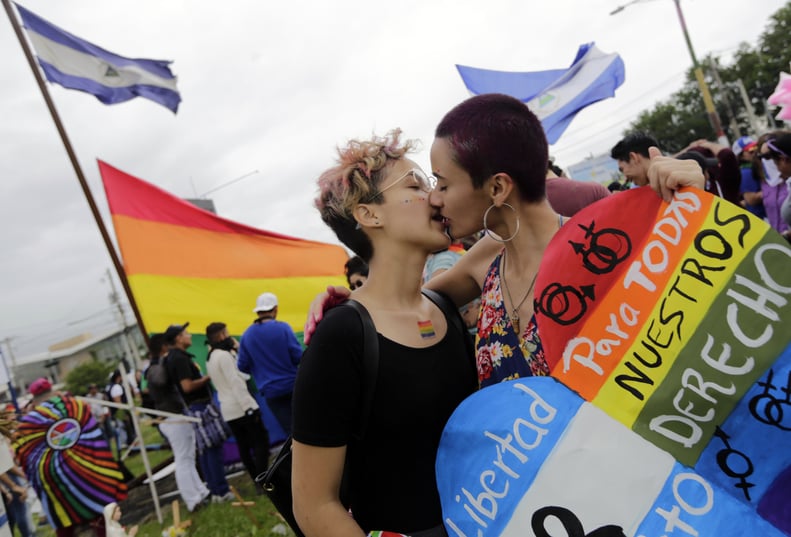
[[475, 250, 550, 388]]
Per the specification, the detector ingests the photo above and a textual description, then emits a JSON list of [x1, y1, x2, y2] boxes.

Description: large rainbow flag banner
[[98, 160, 348, 338]]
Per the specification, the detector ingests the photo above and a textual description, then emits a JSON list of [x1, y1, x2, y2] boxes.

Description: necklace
[[500, 250, 538, 337]]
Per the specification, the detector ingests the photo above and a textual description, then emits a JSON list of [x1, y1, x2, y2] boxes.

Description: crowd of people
[[608, 130, 791, 240], [142, 298, 305, 513]]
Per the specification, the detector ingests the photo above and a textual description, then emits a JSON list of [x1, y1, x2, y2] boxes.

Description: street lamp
[[611, 0, 728, 145]]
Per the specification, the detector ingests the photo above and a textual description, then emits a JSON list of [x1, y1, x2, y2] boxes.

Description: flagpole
[[3, 0, 150, 345]]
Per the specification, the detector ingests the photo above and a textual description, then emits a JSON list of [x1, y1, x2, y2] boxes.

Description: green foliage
[[629, 2, 791, 147], [64, 359, 115, 396]]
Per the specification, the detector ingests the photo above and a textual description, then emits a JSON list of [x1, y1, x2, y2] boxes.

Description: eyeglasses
[[763, 139, 790, 161], [376, 168, 437, 197]]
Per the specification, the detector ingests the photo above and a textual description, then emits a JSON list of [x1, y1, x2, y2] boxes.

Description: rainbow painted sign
[[437, 188, 791, 535], [14, 396, 127, 530]]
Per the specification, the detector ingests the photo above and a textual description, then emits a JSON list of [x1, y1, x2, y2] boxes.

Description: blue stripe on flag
[[16, 4, 175, 80], [455, 65, 568, 102], [15, 3, 181, 113], [38, 60, 182, 112], [536, 45, 625, 143], [455, 42, 624, 144]]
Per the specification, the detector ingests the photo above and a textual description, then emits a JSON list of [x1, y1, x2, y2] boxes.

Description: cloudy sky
[[0, 0, 786, 358]]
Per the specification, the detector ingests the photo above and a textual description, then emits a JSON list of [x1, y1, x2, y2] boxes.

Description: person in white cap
[[237, 292, 303, 435]]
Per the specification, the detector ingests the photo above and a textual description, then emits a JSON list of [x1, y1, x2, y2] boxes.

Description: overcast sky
[[1, 0, 786, 358]]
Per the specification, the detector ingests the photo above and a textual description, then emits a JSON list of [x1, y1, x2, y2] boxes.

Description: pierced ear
[[488, 173, 515, 204], [353, 204, 382, 229]]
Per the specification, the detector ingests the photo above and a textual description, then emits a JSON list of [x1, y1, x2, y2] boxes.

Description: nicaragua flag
[[15, 3, 181, 113], [456, 43, 624, 144]]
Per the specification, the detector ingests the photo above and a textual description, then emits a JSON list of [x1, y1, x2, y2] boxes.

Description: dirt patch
[[118, 471, 181, 527]]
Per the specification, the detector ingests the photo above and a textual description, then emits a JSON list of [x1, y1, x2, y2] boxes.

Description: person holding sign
[[428, 95, 703, 387], [291, 130, 478, 537]]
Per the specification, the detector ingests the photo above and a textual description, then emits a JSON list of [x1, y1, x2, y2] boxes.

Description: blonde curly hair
[[315, 129, 417, 261]]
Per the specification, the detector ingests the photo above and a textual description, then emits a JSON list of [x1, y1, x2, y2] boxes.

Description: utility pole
[[734, 79, 763, 135], [1, 337, 18, 373], [610, 0, 728, 145], [672, 0, 728, 145], [104, 268, 141, 369], [708, 58, 740, 139], [1, 338, 19, 411]]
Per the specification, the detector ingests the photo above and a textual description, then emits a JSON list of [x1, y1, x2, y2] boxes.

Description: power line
[[551, 37, 758, 160], [8, 303, 134, 349], [552, 70, 688, 156], [199, 170, 260, 198], [67, 305, 116, 325], [552, 120, 634, 161]]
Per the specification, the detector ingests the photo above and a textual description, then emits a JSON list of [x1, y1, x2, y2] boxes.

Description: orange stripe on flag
[[113, 215, 348, 279]]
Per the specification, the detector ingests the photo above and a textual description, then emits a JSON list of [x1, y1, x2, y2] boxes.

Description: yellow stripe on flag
[[129, 273, 347, 336]]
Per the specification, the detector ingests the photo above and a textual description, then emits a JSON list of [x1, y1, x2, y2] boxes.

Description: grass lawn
[[120, 422, 173, 478], [133, 473, 295, 537]]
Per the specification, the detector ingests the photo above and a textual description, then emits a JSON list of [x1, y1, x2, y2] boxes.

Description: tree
[[64, 360, 115, 396], [628, 2, 791, 148]]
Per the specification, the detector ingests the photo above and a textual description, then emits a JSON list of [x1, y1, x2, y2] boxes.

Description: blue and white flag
[[456, 43, 624, 144], [15, 3, 181, 113]]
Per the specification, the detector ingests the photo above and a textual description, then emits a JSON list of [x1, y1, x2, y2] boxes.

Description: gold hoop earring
[[482, 203, 520, 243]]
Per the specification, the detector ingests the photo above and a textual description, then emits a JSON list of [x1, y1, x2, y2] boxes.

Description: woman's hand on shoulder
[[304, 286, 351, 344]]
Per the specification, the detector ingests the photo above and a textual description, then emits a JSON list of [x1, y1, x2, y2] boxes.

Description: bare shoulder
[[463, 235, 501, 286]]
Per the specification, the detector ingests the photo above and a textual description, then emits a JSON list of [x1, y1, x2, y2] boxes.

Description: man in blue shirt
[[237, 292, 303, 434]]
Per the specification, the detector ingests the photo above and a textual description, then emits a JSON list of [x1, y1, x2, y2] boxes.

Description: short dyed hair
[[315, 130, 416, 262], [435, 93, 548, 202], [610, 132, 659, 161]]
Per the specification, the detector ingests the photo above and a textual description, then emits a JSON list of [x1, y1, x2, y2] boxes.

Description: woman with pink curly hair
[[291, 130, 477, 537]]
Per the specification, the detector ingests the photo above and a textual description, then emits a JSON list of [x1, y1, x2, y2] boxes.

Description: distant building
[[7, 326, 146, 395], [567, 153, 622, 184], [185, 198, 216, 214]]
